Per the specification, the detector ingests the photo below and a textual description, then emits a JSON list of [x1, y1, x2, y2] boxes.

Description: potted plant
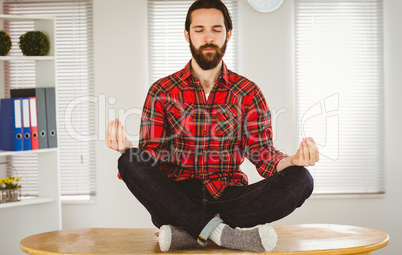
[[0, 30, 12, 56], [0, 179, 7, 203], [19, 31, 50, 56], [0, 176, 21, 202]]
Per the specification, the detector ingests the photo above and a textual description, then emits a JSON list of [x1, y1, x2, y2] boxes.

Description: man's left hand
[[290, 137, 320, 167]]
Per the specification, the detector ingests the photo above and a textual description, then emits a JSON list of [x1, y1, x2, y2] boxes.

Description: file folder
[[10, 88, 48, 149], [29, 97, 39, 150], [0, 98, 23, 151], [45, 88, 58, 148], [21, 98, 32, 151]]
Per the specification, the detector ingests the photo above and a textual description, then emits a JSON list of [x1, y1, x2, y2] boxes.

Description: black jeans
[[118, 148, 314, 240]]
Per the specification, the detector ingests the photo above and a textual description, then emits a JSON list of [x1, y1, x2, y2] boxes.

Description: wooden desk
[[20, 224, 389, 255]]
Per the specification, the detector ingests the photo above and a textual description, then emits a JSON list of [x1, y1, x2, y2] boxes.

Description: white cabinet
[[0, 14, 61, 255]]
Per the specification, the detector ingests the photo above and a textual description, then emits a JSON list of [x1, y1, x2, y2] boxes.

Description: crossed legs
[[118, 148, 314, 252]]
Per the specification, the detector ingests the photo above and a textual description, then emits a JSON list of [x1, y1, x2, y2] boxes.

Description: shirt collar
[[180, 60, 230, 89]]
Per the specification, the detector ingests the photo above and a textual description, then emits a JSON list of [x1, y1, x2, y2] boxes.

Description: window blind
[[294, 0, 384, 194], [3, 0, 95, 197], [2, 12, 38, 195], [148, 0, 238, 85]]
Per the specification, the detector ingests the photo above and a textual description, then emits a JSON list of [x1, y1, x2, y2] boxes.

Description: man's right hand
[[106, 119, 133, 154]]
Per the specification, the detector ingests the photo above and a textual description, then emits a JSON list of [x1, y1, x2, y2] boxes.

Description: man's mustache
[[200, 43, 219, 51]]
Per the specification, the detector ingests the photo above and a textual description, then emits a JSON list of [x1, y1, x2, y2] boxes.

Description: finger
[[310, 137, 320, 162], [117, 122, 122, 150], [106, 121, 112, 147], [306, 138, 316, 166], [299, 140, 305, 164], [303, 139, 310, 165], [121, 123, 130, 151], [118, 124, 126, 152], [108, 120, 117, 147], [306, 137, 319, 163], [110, 121, 118, 150]]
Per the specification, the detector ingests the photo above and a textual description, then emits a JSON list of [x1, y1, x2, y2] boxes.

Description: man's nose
[[204, 33, 214, 43]]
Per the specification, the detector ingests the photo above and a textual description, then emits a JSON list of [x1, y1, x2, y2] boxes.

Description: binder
[[0, 98, 23, 151], [29, 97, 39, 150], [10, 88, 48, 149], [45, 88, 58, 148], [21, 98, 32, 151]]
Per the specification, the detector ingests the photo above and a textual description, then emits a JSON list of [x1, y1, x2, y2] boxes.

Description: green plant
[[0, 30, 12, 56], [19, 31, 50, 56]]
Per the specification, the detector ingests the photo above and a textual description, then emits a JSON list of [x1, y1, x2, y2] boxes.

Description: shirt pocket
[[214, 104, 243, 139], [166, 103, 194, 136]]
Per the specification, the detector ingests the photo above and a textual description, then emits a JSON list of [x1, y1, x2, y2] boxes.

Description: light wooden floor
[[20, 224, 389, 255]]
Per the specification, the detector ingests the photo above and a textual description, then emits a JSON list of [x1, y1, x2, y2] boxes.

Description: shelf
[[0, 56, 55, 61], [0, 14, 61, 254], [0, 148, 57, 157], [0, 197, 55, 209], [0, 14, 55, 21]]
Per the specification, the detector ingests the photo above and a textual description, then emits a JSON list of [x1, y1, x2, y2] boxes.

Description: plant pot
[[1, 190, 7, 203], [10, 188, 21, 202], [0, 189, 21, 203]]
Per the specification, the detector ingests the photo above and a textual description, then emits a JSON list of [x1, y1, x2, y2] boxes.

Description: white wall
[[62, 0, 402, 254]]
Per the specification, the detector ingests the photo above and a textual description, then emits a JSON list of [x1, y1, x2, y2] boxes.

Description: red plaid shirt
[[139, 61, 287, 199]]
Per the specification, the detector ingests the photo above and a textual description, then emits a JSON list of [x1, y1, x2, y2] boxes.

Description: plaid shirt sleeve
[[138, 82, 167, 159], [243, 86, 288, 178]]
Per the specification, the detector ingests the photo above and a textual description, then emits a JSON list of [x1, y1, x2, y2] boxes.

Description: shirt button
[[203, 131, 207, 135]]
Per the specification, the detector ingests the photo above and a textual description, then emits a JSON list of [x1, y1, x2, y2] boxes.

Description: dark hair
[[185, 0, 233, 32]]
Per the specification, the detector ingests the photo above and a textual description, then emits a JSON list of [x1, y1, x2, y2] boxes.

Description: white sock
[[258, 224, 278, 251], [209, 223, 226, 245], [158, 225, 172, 252]]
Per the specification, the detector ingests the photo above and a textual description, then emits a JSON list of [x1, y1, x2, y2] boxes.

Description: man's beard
[[189, 38, 227, 70]]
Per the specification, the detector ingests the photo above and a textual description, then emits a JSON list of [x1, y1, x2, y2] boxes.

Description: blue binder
[[21, 98, 32, 151], [10, 88, 49, 149], [0, 98, 24, 151]]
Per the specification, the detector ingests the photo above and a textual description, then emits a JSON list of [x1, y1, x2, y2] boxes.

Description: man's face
[[185, 8, 232, 70]]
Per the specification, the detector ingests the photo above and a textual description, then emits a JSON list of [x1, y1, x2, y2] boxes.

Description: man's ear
[[184, 29, 190, 43], [226, 30, 232, 43]]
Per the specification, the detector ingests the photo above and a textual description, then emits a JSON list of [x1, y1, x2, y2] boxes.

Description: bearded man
[[106, 0, 319, 252]]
